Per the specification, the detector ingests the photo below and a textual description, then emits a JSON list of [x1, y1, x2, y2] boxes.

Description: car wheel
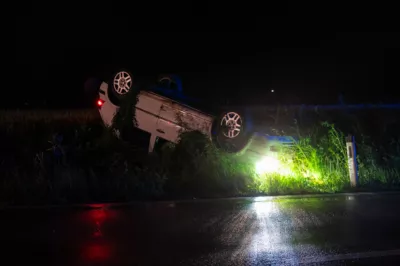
[[109, 69, 135, 101], [212, 110, 251, 153]]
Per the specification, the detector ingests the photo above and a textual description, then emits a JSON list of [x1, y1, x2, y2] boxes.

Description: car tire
[[212, 109, 252, 153], [108, 69, 135, 104]]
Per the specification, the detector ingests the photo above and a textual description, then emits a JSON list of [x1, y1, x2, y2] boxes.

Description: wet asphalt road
[[2, 193, 400, 266]]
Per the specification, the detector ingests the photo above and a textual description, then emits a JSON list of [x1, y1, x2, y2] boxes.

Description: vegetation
[[257, 122, 400, 194], [0, 109, 399, 206]]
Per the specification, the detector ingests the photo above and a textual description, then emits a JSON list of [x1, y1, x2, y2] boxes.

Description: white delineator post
[[346, 135, 358, 187]]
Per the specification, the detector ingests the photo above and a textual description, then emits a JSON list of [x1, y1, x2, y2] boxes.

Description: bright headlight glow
[[255, 156, 293, 176], [255, 156, 281, 174]]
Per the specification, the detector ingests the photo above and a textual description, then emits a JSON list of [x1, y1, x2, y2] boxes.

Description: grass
[[254, 122, 400, 194], [0, 109, 399, 206]]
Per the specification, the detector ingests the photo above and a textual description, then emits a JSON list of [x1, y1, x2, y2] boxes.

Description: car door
[[134, 92, 163, 134], [155, 103, 182, 143]]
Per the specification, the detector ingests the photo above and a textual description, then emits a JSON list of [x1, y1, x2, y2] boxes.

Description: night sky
[[12, 11, 400, 109]]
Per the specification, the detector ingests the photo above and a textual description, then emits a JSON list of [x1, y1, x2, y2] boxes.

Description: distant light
[[271, 89, 274, 92], [97, 99, 104, 107]]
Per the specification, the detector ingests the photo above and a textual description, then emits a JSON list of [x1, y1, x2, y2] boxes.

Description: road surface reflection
[[80, 205, 116, 265], [3, 194, 397, 265]]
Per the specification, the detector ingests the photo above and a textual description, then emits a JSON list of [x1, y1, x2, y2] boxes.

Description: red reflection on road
[[80, 205, 118, 263], [85, 242, 112, 261], [82, 205, 117, 227], [91, 209, 107, 225]]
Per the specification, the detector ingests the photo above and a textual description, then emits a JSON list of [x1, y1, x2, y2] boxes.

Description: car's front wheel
[[212, 109, 251, 153]]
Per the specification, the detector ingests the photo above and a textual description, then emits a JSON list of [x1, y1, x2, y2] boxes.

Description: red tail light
[[97, 99, 105, 107]]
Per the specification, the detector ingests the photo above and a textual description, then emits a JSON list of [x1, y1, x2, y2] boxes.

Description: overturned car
[[96, 69, 293, 165]]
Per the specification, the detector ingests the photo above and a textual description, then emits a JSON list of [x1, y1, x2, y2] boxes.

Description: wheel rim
[[113, 71, 132, 95], [220, 112, 242, 138]]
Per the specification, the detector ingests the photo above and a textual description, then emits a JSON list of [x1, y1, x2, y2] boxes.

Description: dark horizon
[[12, 24, 400, 109]]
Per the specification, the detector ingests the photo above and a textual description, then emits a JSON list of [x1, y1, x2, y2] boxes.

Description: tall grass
[[356, 135, 400, 187], [0, 109, 164, 205], [0, 109, 400, 205], [255, 122, 400, 194]]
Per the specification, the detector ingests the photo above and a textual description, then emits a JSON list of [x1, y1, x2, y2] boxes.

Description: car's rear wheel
[[212, 109, 252, 153]]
